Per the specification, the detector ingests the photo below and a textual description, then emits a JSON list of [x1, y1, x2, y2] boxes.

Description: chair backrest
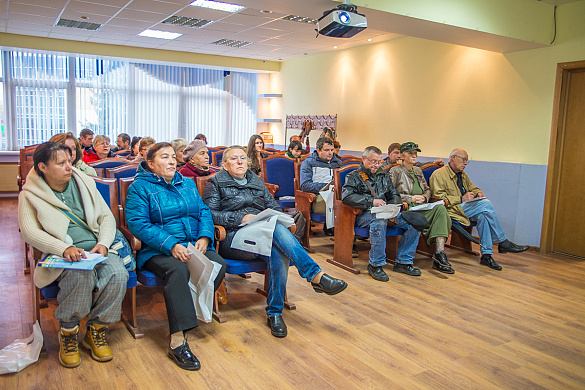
[[115, 151, 131, 158], [211, 150, 224, 167], [339, 154, 360, 162], [18, 145, 39, 190], [92, 176, 120, 228], [260, 154, 296, 198], [382, 163, 400, 172], [92, 167, 105, 177], [333, 164, 360, 200], [89, 157, 129, 169], [420, 163, 441, 184], [342, 158, 362, 166], [106, 164, 138, 179], [119, 177, 135, 228], [264, 147, 281, 153]]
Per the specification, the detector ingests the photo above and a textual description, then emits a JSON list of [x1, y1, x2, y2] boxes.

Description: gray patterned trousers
[[55, 253, 129, 328]]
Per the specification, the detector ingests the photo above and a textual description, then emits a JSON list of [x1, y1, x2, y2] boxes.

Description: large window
[[0, 49, 258, 150]]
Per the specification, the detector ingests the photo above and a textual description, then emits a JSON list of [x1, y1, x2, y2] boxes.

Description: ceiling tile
[[5, 27, 50, 37], [7, 3, 62, 18], [238, 26, 288, 38], [202, 21, 251, 33], [98, 24, 146, 35], [10, 0, 69, 8], [48, 31, 91, 41], [65, 1, 122, 17], [218, 12, 276, 27], [107, 18, 156, 29], [126, 0, 185, 14], [237, 8, 288, 19], [7, 12, 56, 25], [115, 9, 170, 23], [52, 26, 100, 36], [260, 19, 312, 32], [7, 20, 53, 31], [76, 0, 133, 7], [87, 36, 129, 45]]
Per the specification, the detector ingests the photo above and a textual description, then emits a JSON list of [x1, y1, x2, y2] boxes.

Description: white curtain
[[0, 49, 259, 150]]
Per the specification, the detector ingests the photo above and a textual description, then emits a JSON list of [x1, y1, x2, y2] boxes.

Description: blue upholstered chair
[[33, 176, 141, 338], [211, 150, 225, 167], [106, 164, 138, 204], [330, 165, 406, 274], [260, 154, 297, 209]]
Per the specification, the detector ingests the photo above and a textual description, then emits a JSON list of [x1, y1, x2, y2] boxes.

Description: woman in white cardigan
[[18, 142, 128, 369]]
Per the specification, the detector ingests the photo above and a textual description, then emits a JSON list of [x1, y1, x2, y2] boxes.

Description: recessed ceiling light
[[333, 46, 338, 48], [138, 29, 182, 40], [260, 10, 272, 14], [189, 0, 245, 13], [367, 38, 372, 41]]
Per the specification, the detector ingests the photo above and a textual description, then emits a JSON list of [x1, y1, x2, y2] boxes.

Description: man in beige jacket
[[430, 148, 529, 270]]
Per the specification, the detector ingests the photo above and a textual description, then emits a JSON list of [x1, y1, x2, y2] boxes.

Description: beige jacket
[[18, 168, 116, 288], [389, 164, 431, 204], [429, 165, 482, 225], [74, 160, 97, 176]]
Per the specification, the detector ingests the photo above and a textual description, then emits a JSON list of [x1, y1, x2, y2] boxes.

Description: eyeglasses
[[96, 142, 110, 147], [367, 157, 383, 166], [228, 156, 247, 162], [454, 155, 469, 163]]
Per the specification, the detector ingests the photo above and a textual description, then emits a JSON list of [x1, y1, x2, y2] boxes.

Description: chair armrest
[[295, 189, 316, 203], [288, 223, 296, 235], [430, 197, 449, 206], [214, 225, 226, 242], [119, 226, 142, 251]]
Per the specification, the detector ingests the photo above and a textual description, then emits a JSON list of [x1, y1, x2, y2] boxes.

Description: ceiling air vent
[[211, 39, 252, 48], [281, 15, 317, 24], [55, 18, 102, 31], [162, 15, 212, 28]]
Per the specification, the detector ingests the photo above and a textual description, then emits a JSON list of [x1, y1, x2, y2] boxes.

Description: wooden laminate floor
[[1, 198, 584, 389]]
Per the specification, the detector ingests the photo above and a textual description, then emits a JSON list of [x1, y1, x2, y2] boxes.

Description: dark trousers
[[143, 251, 227, 335]]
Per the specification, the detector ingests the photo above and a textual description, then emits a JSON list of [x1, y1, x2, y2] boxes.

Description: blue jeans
[[355, 211, 420, 267], [461, 198, 507, 255], [220, 222, 322, 316]]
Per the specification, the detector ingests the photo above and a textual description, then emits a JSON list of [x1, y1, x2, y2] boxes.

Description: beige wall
[[273, 2, 585, 165]]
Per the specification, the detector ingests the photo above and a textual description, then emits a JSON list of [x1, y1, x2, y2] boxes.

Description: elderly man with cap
[[381, 142, 445, 168], [178, 139, 216, 179], [429, 148, 530, 270], [390, 142, 454, 274]]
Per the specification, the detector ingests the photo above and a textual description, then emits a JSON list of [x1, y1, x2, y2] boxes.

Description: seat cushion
[[354, 226, 405, 238], [137, 269, 165, 287]]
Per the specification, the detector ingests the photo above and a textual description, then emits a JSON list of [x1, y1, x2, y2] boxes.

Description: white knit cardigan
[[18, 168, 116, 288]]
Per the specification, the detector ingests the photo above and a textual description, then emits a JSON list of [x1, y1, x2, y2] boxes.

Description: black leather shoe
[[367, 264, 389, 282], [168, 341, 201, 371], [498, 240, 530, 254], [352, 248, 359, 258], [432, 260, 455, 274], [480, 255, 502, 271], [433, 251, 451, 267], [393, 263, 421, 276], [312, 273, 348, 295], [267, 315, 287, 338], [323, 226, 334, 236]]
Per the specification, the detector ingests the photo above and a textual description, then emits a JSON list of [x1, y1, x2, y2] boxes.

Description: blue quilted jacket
[[125, 162, 215, 269]]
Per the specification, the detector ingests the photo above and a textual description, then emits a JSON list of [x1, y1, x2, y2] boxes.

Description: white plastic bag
[[231, 216, 278, 257], [188, 261, 222, 323], [319, 187, 335, 229], [0, 321, 43, 375]]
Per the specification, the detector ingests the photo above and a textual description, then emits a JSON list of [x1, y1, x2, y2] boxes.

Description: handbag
[[56, 207, 136, 271]]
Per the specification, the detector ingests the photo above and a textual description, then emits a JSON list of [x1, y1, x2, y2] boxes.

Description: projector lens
[[339, 11, 351, 24]]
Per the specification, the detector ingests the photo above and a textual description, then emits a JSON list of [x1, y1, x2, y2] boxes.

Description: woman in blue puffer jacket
[[125, 142, 226, 372]]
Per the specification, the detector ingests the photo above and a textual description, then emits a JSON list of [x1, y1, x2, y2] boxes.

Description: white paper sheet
[[410, 200, 445, 211], [371, 204, 401, 219]]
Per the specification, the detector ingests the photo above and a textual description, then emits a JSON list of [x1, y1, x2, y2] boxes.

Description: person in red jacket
[[82, 135, 114, 163]]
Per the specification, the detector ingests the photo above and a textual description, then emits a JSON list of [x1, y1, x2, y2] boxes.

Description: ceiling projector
[[316, 2, 367, 38]]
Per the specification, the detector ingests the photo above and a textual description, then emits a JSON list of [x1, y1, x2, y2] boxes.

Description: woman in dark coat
[[203, 146, 347, 338], [125, 142, 226, 371]]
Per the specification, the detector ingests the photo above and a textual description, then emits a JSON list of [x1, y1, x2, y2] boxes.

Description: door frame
[[540, 60, 585, 253]]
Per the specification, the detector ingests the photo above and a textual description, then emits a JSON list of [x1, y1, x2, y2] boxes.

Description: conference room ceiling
[[0, 0, 577, 62]]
